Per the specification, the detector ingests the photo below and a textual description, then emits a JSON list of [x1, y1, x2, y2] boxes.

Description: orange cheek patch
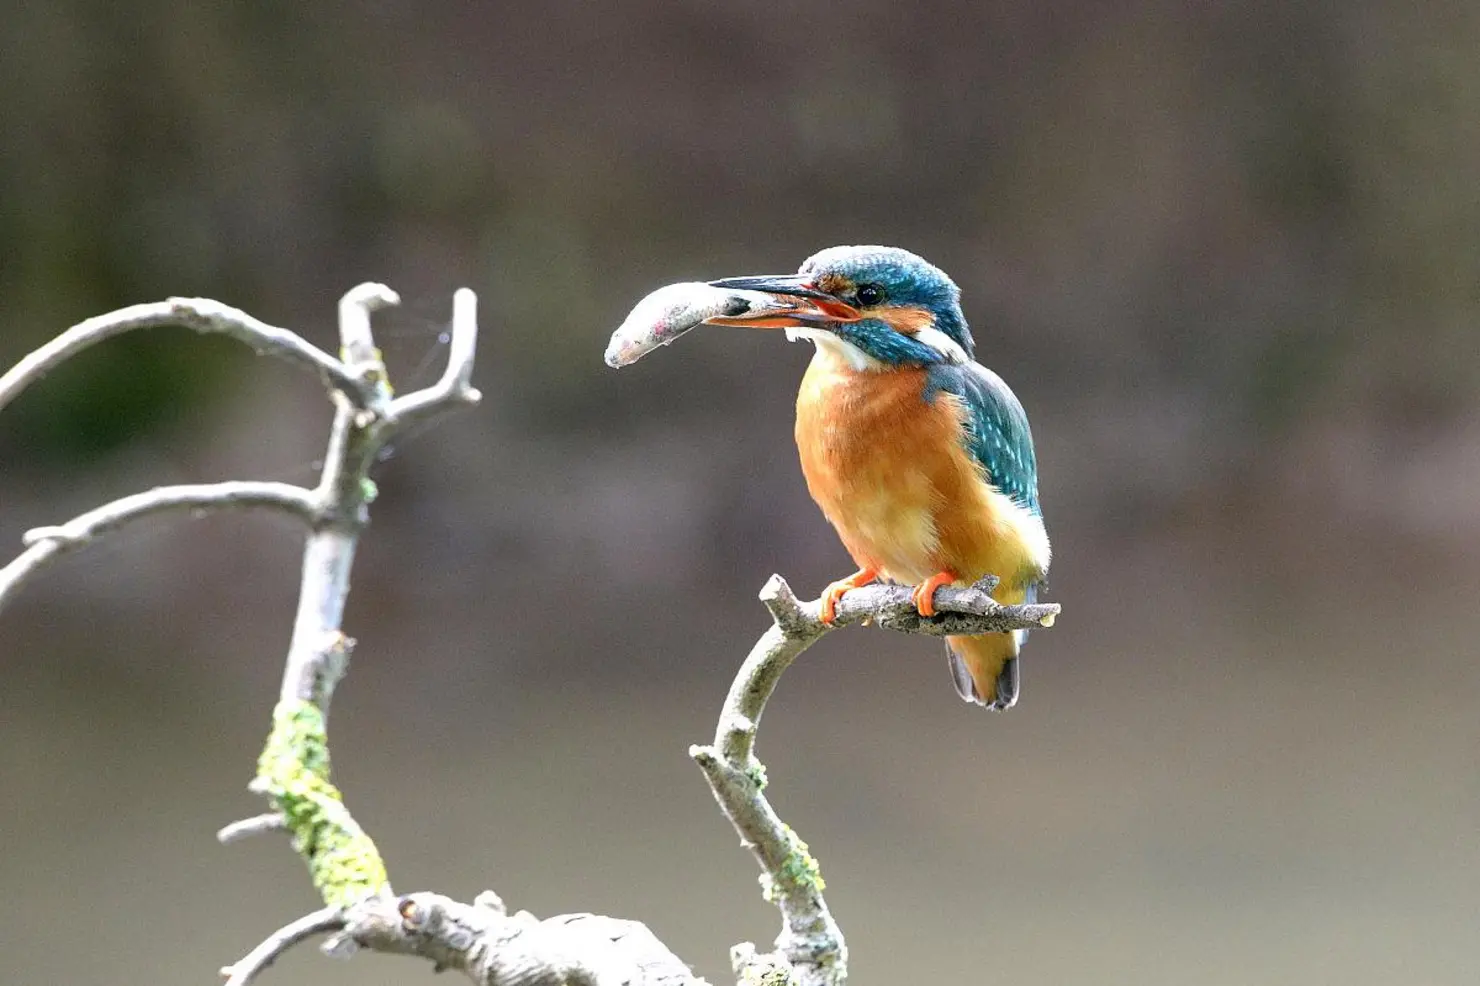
[[878, 305, 935, 335]]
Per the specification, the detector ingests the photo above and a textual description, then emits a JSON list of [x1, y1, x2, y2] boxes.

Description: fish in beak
[[604, 279, 850, 368]]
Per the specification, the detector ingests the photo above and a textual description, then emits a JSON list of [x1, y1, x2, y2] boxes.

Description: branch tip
[[339, 282, 401, 313], [473, 889, 508, 914], [20, 526, 64, 546], [337, 282, 398, 372], [758, 573, 790, 604], [383, 286, 481, 430], [220, 906, 345, 986], [760, 574, 807, 627], [218, 813, 289, 844]]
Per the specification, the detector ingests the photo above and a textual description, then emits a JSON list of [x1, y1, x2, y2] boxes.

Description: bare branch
[[0, 298, 379, 413], [0, 481, 317, 618], [220, 906, 345, 986], [770, 574, 1058, 640], [339, 892, 698, 986], [216, 813, 288, 845], [691, 576, 847, 986], [693, 574, 1060, 985], [386, 287, 483, 434], [337, 282, 400, 365]]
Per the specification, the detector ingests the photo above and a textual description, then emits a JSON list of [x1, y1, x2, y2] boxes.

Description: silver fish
[[604, 282, 807, 368]]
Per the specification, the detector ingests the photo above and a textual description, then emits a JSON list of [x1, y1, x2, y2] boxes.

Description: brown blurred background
[[2, 2, 1478, 983]]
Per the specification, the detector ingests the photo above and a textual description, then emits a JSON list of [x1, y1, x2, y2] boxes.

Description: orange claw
[[911, 571, 958, 618], [819, 568, 879, 624]]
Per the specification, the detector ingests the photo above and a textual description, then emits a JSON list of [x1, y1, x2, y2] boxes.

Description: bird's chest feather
[[794, 355, 963, 582], [794, 348, 1047, 589]]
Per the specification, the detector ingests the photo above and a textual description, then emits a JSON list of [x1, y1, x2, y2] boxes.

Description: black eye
[[855, 283, 885, 307]]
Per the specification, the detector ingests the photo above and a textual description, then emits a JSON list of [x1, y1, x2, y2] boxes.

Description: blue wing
[[926, 361, 1042, 517]]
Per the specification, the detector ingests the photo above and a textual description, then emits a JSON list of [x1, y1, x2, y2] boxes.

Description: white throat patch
[[785, 324, 968, 370], [785, 327, 884, 372], [913, 326, 969, 364]]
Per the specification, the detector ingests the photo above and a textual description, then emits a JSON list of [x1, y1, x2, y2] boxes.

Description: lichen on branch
[[254, 698, 389, 908]]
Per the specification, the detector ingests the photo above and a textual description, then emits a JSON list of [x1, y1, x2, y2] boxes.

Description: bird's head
[[706, 245, 974, 370]]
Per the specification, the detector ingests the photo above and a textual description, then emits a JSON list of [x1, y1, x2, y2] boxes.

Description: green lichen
[[256, 699, 390, 908], [777, 824, 825, 894], [733, 943, 796, 986], [738, 962, 796, 986], [745, 758, 769, 791], [759, 824, 826, 905]]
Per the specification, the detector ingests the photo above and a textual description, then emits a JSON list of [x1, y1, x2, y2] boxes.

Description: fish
[[604, 282, 813, 368]]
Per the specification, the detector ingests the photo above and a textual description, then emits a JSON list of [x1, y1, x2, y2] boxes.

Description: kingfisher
[[707, 246, 1050, 709]]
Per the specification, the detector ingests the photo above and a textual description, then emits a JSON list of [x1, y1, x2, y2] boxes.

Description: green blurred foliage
[[2, 332, 236, 464]]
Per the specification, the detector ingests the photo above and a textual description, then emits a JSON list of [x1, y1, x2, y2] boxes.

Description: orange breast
[[794, 349, 1043, 592]]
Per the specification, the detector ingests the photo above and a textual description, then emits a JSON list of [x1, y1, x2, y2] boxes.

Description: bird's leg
[[910, 570, 959, 618], [819, 567, 879, 624]]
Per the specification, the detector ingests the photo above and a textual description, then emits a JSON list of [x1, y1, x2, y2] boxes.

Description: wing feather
[[926, 362, 1042, 516]]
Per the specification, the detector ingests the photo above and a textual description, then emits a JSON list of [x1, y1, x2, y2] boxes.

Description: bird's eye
[[855, 283, 885, 307]]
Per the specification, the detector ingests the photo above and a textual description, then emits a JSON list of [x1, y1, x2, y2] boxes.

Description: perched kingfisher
[[708, 246, 1050, 709]]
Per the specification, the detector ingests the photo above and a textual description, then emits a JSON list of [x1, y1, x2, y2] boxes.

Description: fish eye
[[855, 283, 885, 307]]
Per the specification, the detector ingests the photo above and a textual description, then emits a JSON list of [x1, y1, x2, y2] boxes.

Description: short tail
[[945, 632, 1021, 710]]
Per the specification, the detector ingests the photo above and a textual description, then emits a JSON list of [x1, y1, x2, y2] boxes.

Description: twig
[[220, 906, 345, 986], [336, 283, 399, 365], [216, 813, 288, 845], [0, 297, 379, 414], [385, 287, 483, 435], [0, 482, 317, 618], [692, 574, 1059, 986]]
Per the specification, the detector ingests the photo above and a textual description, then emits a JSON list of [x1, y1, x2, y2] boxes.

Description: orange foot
[[911, 571, 958, 618], [819, 568, 879, 624]]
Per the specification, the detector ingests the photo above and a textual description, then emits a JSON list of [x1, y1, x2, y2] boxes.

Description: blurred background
[[2, 2, 1477, 983]]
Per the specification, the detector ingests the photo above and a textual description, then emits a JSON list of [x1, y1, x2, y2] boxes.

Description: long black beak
[[705, 274, 861, 326], [707, 273, 836, 302]]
